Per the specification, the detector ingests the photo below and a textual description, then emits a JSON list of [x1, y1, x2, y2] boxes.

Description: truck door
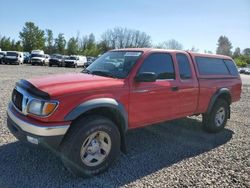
[[129, 53, 179, 128], [175, 53, 199, 116]]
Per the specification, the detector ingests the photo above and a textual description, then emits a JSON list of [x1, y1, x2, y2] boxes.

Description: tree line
[[216, 36, 250, 67], [0, 22, 249, 67]]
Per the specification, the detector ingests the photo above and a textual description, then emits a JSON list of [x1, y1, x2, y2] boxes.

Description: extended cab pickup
[[7, 48, 242, 177]]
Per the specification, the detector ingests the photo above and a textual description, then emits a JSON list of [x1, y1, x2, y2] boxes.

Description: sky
[[0, 0, 249, 53]]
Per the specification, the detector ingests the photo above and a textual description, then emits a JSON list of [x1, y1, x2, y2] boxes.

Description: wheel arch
[[64, 98, 128, 153], [206, 88, 231, 115]]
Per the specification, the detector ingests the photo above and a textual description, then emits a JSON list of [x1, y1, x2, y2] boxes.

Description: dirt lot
[[0, 65, 249, 188]]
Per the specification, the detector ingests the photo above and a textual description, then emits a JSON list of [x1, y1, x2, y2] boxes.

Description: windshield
[[85, 51, 142, 79], [7, 52, 18, 57], [51, 54, 62, 59], [66, 56, 77, 60], [31, 54, 45, 58]]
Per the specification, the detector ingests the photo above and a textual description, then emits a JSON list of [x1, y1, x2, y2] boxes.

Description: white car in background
[[30, 53, 50, 66], [245, 68, 250, 75], [4, 51, 24, 65], [64, 55, 87, 68], [0, 51, 6, 64], [31, 50, 44, 55]]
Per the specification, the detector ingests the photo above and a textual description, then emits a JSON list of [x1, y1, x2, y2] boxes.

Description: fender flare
[[206, 88, 231, 114], [64, 98, 128, 153], [64, 98, 128, 130]]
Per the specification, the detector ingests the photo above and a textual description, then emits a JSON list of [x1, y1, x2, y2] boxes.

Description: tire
[[49, 63, 52, 67], [74, 64, 77, 68], [60, 115, 121, 178], [202, 99, 229, 133]]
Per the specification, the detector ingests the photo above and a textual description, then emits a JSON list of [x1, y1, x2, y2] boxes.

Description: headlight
[[27, 99, 58, 116]]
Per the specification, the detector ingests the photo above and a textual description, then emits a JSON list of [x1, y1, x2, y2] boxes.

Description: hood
[[31, 57, 44, 60], [65, 60, 75, 62], [27, 73, 125, 97]]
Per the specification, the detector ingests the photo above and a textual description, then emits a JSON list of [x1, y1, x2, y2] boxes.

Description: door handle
[[171, 86, 179, 91], [133, 89, 149, 93]]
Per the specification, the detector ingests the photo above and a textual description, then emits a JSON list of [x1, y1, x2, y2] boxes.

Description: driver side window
[[138, 53, 175, 80]]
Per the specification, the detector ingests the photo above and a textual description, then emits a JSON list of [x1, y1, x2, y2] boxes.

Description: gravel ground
[[0, 64, 249, 188]]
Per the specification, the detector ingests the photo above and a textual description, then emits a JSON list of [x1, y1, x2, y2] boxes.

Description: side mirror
[[135, 72, 157, 82]]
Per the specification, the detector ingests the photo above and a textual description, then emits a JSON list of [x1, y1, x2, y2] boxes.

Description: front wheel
[[202, 99, 229, 133], [60, 116, 120, 177]]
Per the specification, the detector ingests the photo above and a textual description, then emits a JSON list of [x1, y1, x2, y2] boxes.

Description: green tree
[[86, 33, 95, 49], [233, 47, 241, 58], [10, 40, 15, 50], [216, 36, 232, 56], [54, 33, 66, 54], [67, 37, 79, 55], [14, 41, 23, 51], [243, 48, 250, 56], [0, 36, 12, 50], [45, 29, 54, 54], [97, 41, 111, 54], [78, 33, 101, 56], [19, 22, 45, 52], [234, 57, 247, 67]]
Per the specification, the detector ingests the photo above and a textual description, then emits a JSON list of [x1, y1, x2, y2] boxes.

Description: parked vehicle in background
[[62, 55, 69, 66], [49, 54, 64, 67], [245, 68, 250, 75], [0, 51, 6, 64], [6, 48, 242, 177], [238, 68, 246, 74], [23, 52, 30, 64], [30, 53, 50, 66], [31, 50, 44, 55], [64, 55, 87, 68], [4, 51, 24, 65], [85, 56, 96, 68]]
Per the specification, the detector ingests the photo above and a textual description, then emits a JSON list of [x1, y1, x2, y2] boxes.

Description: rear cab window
[[224, 59, 239, 76], [195, 56, 239, 77], [195, 57, 229, 75]]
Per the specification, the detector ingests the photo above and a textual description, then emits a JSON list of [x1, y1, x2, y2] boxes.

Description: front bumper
[[31, 60, 43, 65], [7, 103, 70, 149], [65, 61, 75, 67], [49, 60, 61, 66], [5, 59, 19, 64]]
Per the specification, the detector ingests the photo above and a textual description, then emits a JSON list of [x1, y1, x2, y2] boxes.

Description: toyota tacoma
[[7, 48, 242, 177]]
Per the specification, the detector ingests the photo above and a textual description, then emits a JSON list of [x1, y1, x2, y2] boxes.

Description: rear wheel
[[202, 99, 229, 133], [60, 115, 120, 177]]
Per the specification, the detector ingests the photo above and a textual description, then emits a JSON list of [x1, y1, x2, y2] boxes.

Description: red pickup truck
[[7, 48, 242, 177]]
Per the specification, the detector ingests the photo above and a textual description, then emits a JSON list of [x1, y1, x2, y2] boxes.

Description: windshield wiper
[[91, 70, 116, 78], [81, 69, 92, 74]]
